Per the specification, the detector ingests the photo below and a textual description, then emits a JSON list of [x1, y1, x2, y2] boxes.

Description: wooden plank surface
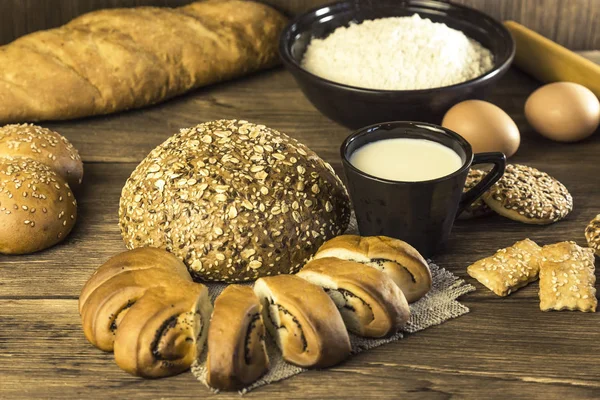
[[1, 52, 600, 399], [2, 299, 600, 399], [1, 0, 599, 50]]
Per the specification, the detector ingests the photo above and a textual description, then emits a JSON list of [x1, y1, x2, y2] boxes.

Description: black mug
[[340, 121, 506, 257]]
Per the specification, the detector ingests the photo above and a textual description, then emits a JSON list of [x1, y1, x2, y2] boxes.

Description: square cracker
[[539, 241, 597, 312], [467, 239, 542, 296]]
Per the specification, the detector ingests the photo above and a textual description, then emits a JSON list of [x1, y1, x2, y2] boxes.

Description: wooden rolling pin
[[504, 21, 600, 98]]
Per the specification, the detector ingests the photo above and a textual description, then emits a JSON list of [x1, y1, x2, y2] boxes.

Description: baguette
[[0, 0, 286, 123]]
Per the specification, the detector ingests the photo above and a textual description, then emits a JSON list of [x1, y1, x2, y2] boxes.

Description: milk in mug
[[349, 138, 463, 182]]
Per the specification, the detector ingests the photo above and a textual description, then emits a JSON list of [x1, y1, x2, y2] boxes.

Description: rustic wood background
[[0, 0, 599, 50]]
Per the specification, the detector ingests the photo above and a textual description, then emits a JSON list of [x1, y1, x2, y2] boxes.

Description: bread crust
[[119, 120, 351, 282], [0, 124, 83, 188], [207, 285, 269, 390], [79, 248, 212, 378], [314, 235, 431, 303], [80, 268, 178, 351], [467, 239, 542, 296], [114, 282, 212, 378], [253, 275, 350, 368], [459, 169, 493, 219], [585, 214, 600, 256], [298, 258, 410, 337], [0, 157, 77, 254], [0, 0, 286, 123], [79, 247, 191, 314]]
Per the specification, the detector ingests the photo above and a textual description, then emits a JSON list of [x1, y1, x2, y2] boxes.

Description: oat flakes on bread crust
[[313, 235, 431, 303], [482, 164, 572, 225], [119, 120, 351, 283], [539, 241, 597, 312], [585, 214, 600, 256], [459, 168, 493, 219]]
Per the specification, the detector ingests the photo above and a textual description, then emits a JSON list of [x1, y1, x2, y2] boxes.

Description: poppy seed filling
[[263, 297, 308, 352], [349, 258, 417, 283], [109, 300, 135, 333], [243, 313, 264, 365], [324, 287, 372, 313]]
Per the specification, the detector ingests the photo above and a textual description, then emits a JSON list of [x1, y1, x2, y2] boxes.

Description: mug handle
[[457, 152, 506, 215]]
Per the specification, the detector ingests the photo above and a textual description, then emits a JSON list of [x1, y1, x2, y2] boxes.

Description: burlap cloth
[[191, 217, 476, 393]]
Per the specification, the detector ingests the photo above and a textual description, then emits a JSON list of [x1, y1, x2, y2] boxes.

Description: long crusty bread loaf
[[0, 0, 287, 123]]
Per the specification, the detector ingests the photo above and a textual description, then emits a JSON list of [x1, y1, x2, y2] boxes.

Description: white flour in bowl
[[301, 14, 494, 90]]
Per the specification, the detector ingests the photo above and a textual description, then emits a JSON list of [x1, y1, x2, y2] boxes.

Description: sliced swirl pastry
[[79, 247, 213, 378], [114, 281, 212, 378], [79, 247, 193, 352], [298, 258, 410, 338], [314, 235, 432, 303], [253, 275, 351, 368], [79, 248, 191, 320], [207, 285, 269, 390]]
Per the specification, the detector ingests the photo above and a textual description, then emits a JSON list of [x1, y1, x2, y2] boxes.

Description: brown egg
[[442, 100, 520, 157], [525, 82, 600, 142]]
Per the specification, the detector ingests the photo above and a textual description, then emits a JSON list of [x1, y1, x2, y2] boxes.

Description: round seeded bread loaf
[[119, 120, 351, 282]]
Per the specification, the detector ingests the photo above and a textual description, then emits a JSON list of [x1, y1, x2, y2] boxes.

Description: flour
[[302, 14, 494, 90]]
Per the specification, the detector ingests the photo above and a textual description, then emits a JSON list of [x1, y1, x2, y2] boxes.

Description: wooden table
[[2, 52, 599, 400]]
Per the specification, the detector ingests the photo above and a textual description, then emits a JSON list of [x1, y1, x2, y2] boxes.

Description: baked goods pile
[[79, 235, 432, 388], [0, 0, 286, 123], [0, 123, 82, 254], [461, 164, 573, 224], [119, 120, 351, 282], [463, 164, 597, 312], [79, 248, 213, 378], [1, 0, 594, 393], [468, 239, 597, 312]]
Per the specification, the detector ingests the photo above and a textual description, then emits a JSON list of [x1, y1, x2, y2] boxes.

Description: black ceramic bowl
[[279, 0, 515, 129]]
